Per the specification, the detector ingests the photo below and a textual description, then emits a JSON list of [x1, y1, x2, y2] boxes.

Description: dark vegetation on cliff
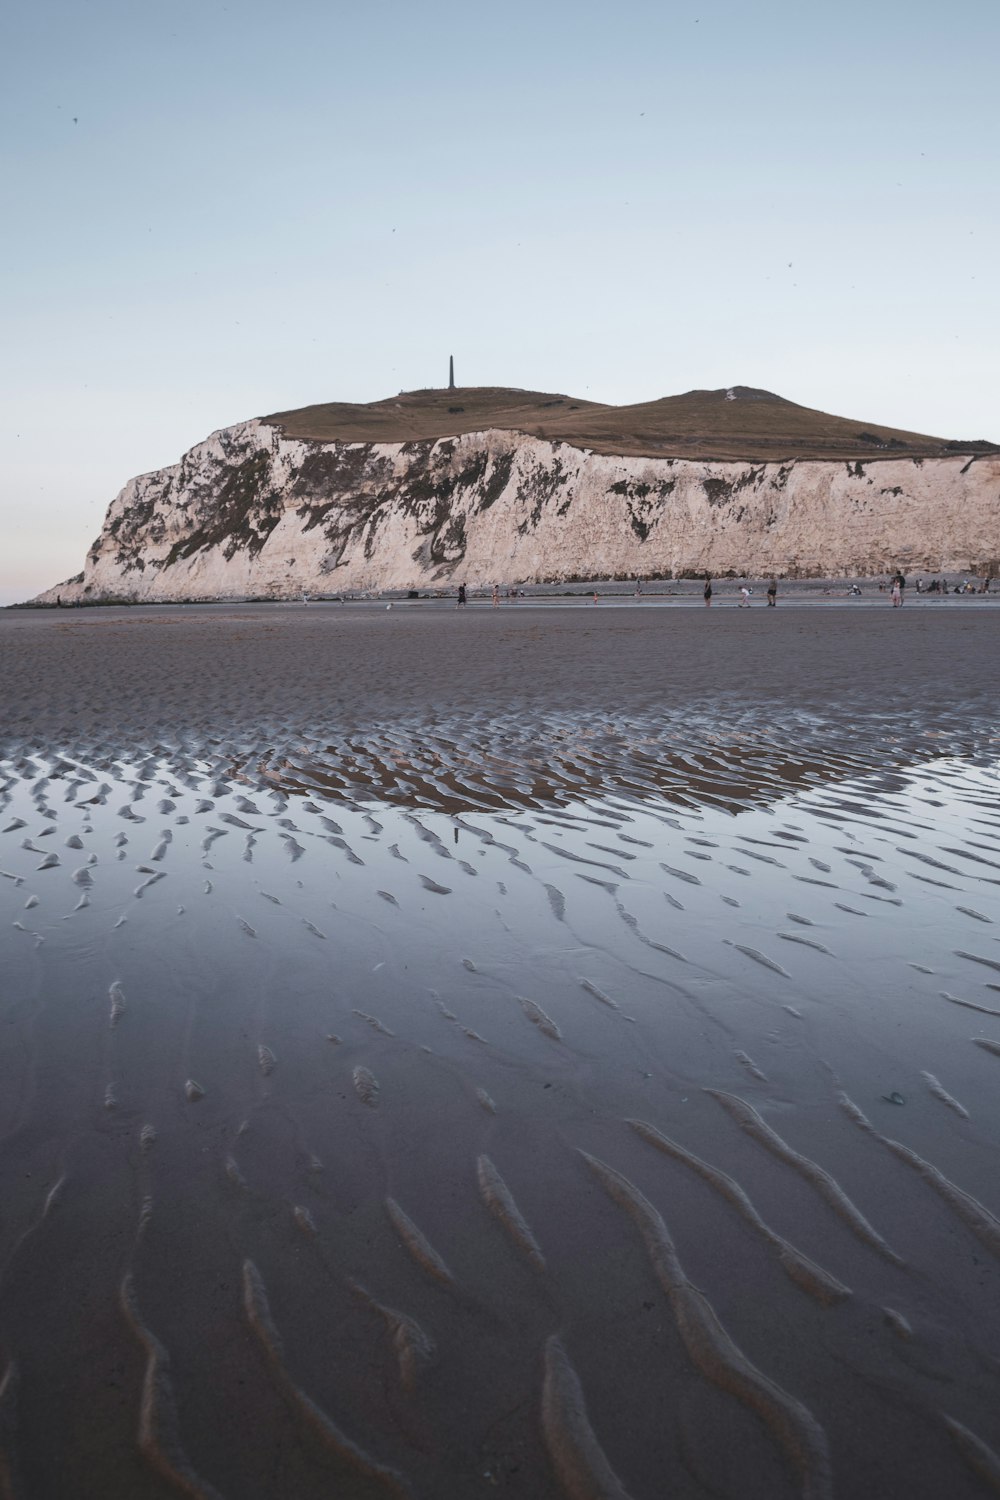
[[292, 440, 528, 576], [164, 450, 284, 567], [263, 384, 998, 462]]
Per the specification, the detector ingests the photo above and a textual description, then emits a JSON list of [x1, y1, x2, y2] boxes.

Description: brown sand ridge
[[263, 383, 996, 461]]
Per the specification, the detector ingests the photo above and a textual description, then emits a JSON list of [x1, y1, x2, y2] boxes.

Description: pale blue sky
[[2, 0, 997, 602]]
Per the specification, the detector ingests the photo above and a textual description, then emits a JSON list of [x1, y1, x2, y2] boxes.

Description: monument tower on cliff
[[448, 355, 455, 390]]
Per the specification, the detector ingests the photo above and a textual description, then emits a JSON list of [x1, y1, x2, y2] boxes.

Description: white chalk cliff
[[38, 404, 1000, 601]]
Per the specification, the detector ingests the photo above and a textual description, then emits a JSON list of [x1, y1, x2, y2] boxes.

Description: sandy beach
[[1, 600, 999, 1499]]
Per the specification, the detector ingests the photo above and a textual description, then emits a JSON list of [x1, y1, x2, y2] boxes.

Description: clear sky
[[2, 0, 997, 603]]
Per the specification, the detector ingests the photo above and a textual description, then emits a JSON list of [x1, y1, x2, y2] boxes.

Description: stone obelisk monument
[[448, 355, 455, 390]]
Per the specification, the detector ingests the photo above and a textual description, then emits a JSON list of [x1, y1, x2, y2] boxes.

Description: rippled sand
[[1, 602, 999, 1499]]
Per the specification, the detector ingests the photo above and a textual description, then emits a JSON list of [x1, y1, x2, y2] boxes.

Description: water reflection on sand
[[1, 725, 999, 1499]]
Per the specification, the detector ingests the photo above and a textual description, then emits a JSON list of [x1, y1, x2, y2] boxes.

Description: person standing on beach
[[739, 585, 752, 607], [703, 578, 712, 606], [457, 582, 467, 608], [891, 577, 901, 607], [491, 584, 500, 608], [766, 579, 777, 606]]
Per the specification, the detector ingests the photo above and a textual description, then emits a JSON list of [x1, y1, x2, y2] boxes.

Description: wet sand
[[1, 602, 999, 1499]]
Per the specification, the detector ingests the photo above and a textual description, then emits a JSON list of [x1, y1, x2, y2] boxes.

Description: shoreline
[[10, 573, 998, 611]]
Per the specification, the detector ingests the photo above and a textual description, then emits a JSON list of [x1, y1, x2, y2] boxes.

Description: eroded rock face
[[37, 419, 1000, 601]]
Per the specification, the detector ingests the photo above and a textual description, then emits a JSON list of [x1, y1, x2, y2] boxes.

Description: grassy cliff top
[[262, 384, 997, 461]]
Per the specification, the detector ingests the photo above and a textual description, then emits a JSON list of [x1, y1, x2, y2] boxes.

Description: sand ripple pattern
[[477, 1155, 546, 1271], [708, 1090, 902, 1265], [1, 609, 999, 1497], [629, 1120, 850, 1305], [542, 1335, 635, 1500], [242, 1261, 413, 1497], [583, 1151, 833, 1500], [120, 1273, 226, 1500]]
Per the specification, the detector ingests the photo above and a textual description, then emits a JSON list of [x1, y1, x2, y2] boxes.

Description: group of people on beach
[[912, 576, 988, 595], [451, 572, 991, 608], [455, 583, 527, 607], [703, 579, 778, 607]]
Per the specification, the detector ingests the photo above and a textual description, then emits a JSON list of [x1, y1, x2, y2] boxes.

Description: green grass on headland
[[263, 384, 998, 462]]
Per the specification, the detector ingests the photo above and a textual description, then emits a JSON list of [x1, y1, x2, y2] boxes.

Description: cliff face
[[38, 418, 1000, 602]]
